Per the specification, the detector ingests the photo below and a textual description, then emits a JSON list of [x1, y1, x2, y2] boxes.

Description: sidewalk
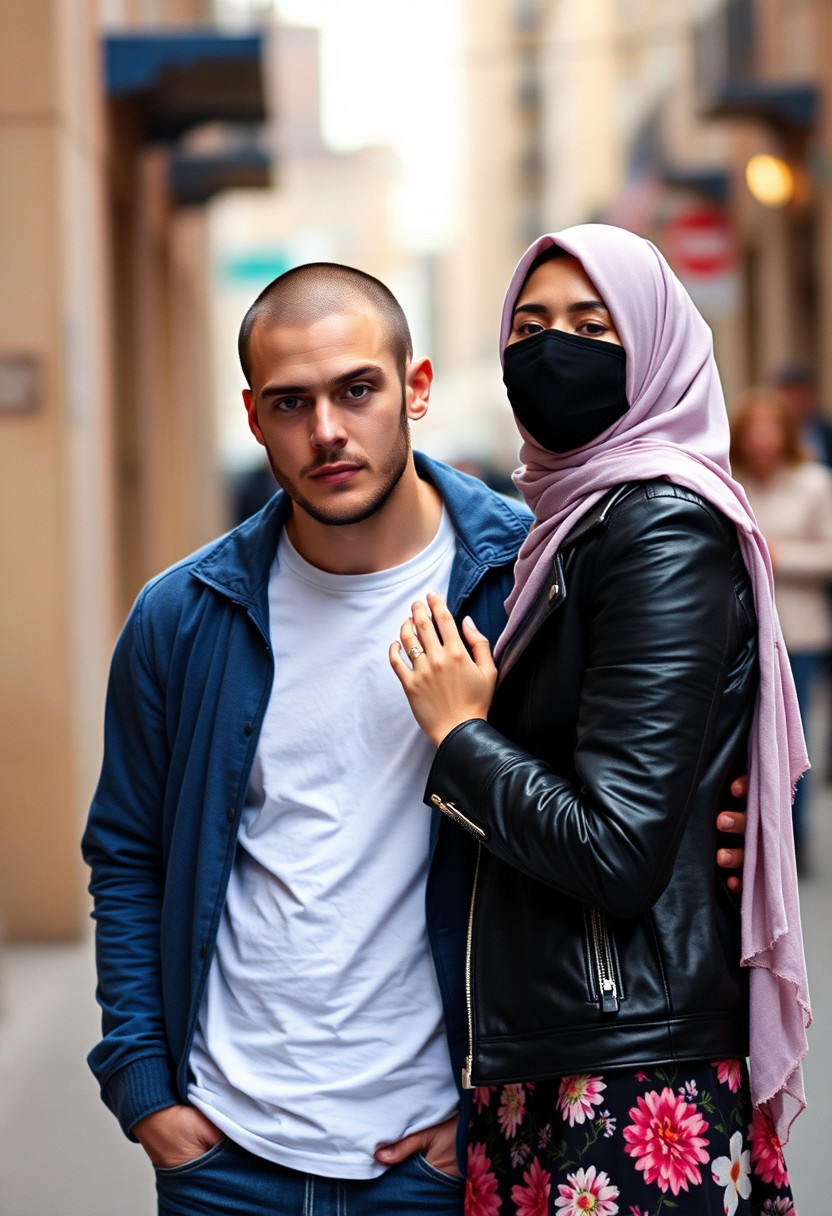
[[1, 786, 829, 1215]]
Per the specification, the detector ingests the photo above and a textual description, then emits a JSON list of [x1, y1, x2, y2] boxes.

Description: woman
[[731, 387, 832, 871], [389, 226, 809, 1214]]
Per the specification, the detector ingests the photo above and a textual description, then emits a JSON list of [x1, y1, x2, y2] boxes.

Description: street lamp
[[745, 153, 795, 207]]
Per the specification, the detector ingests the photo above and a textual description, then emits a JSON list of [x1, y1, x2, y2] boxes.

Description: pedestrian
[[391, 226, 809, 1215], [82, 261, 746, 1216], [773, 361, 832, 468], [731, 385, 832, 871]]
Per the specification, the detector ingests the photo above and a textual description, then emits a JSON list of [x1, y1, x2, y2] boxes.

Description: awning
[[701, 81, 818, 131], [104, 30, 267, 141], [170, 146, 272, 206]]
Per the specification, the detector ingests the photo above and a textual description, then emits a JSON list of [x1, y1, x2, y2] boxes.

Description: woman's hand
[[389, 592, 497, 747]]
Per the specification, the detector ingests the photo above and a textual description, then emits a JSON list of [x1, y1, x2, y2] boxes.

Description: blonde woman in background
[[731, 386, 832, 871]]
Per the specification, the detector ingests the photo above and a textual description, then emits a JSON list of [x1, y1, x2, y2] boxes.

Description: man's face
[[243, 308, 423, 528]]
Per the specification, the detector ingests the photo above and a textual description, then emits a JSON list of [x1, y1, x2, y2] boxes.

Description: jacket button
[[226, 808, 234, 823], [548, 582, 560, 604], [244, 722, 253, 735]]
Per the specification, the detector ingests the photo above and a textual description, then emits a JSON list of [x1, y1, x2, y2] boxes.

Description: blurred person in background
[[391, 226, 807, 1215], [773, 361, 832, 784], [82, 261, 747, 1216], [731, 386, 832, 872], [774, 361, 832, 469]]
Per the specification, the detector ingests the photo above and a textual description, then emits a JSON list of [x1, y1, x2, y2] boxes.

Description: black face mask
[[502, 328, 629, 453]]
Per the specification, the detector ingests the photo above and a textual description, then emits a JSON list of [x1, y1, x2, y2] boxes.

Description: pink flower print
[[474, 1086, 495, 1114], [497, 1083, 527, 1138], [511, 1156, 552, 1216], [678, 1079, 698, 1102], [761, 1200, 795, 1215], [511, 1141, 532, 1169], [634, 1071, 649, 1082], [714, 1059, 743, 1093], [622, 1086, 710, 1195], [598, 1109, 617, 1138], [554, 1164, 620, 1215], [749, 1107, 789, 1188], [557, 1075, 606, 1127], [628, 1208, 648, 1216], [466, 1143, 502, 1216], [711, 1130, 752, 1216]]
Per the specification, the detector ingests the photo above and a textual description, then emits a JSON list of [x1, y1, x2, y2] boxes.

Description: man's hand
[[375, 1111, 462, 1178], [717, 775, 748, 894], [132, 1104, 224, 1170]]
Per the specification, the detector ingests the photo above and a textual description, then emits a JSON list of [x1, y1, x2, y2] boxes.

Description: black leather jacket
[[425, 481, 758, 1090]]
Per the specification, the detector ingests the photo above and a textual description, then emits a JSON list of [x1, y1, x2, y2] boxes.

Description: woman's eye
[[579, 321, 608, 337], [515, 321, 545, 338]]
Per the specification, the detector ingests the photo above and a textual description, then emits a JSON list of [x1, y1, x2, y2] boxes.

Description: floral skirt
[[465, 1059, 795, 1216]]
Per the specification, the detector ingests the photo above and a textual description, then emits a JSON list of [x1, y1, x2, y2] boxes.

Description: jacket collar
[[190, 452, 531, 632]]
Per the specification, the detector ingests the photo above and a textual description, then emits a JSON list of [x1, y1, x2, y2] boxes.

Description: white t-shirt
[[189, 510, 459, 1178]]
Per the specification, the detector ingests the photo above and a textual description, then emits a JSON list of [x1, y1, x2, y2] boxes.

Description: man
[[83, 264, 745, 1214]]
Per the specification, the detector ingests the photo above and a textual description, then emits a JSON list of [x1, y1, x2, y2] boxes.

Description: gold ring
[[407, 645, 424, 660]]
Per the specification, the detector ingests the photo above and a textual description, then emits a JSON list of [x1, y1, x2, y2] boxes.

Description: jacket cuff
[[101, 1055, 182, 1140], [425, 719, 503, 839]]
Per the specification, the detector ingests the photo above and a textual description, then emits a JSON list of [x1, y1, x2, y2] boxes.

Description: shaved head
[[238, 263, 413, 387]]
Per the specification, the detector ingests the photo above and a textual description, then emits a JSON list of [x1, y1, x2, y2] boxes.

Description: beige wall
[[0, 0, 235, 940], [0, 0, 116, 939]]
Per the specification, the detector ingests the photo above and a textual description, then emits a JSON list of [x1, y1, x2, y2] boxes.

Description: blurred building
[[439, 0, 832, 471], [208, 23, 403, 481], [0, 0, 273, 940]]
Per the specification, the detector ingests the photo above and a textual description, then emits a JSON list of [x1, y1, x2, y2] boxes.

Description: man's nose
[[309, 399, 347, 447]]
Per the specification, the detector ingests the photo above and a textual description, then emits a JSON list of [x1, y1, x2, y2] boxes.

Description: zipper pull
[[462, 1056, 474, 1090], [600, 978, 619, 1014]]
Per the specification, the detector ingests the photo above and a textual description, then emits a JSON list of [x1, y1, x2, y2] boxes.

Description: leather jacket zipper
[[588, 906, 620, 1013], [461, 843, 482, 1090], [429, 794, 486, 840]]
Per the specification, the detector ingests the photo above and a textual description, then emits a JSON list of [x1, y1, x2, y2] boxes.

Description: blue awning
[[170, 146, 272, 205], [703, 81, 818, 130], [104, 29, 267, 140]]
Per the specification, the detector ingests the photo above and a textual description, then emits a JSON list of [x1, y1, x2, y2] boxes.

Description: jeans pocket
[[413, 1153, 465, 1189], [154, 1137, 229, 1176]]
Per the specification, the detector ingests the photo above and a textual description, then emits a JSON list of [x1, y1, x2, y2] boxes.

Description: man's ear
[[405, 356, 434, 422], [243, 388, 265, 447]]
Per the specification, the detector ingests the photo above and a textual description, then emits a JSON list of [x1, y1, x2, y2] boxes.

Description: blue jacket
[[82, 453, 531, 1142]]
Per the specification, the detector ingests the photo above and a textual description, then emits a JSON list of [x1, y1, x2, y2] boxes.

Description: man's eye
[[275, 397, 304, 413], [343, 384, 371, 402]]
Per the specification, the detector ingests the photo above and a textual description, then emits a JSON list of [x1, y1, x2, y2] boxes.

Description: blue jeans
[[155, 1138, 465, 1215], [789, 649, 824, 859]]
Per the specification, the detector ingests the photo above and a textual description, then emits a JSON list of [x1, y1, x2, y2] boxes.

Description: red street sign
[[662, 207, 737, 278]]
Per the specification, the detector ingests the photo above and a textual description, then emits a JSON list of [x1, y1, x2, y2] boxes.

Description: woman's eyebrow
[[512, 299, 610, 318], [512, 301, 548, 318], [567, 299, 609, 314]]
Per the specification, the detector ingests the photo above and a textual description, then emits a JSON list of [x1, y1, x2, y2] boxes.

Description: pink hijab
[[495, 223, 810, 1142]]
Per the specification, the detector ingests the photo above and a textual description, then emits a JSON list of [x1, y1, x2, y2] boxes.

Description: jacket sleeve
[[81, 592, 181, 1138], [424, 495, 747, 919]]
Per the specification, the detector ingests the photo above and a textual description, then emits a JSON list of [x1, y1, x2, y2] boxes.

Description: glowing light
[[745, 154, 794, 207]]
